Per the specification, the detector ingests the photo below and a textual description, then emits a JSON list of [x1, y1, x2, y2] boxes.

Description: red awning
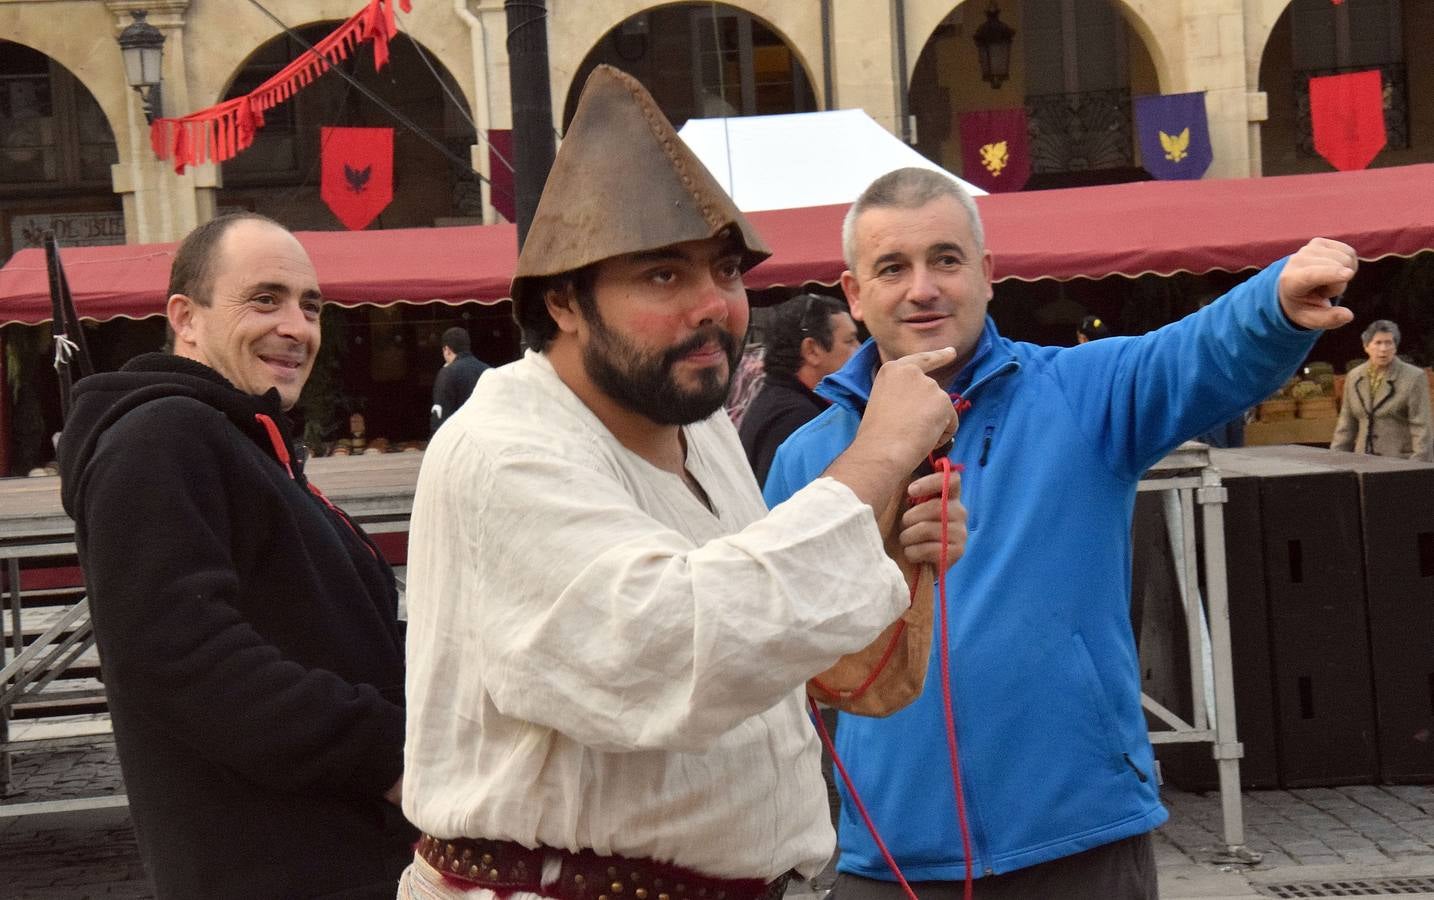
[[975, 162, 1434, 282], [3, 163, 1433, 326], [0, 222, 522, 327]]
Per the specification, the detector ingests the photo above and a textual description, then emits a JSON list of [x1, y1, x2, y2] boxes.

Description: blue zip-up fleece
[[764, 259, 1316, 881]]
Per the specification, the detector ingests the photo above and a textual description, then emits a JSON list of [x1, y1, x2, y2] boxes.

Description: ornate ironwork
[[1026, 88, 1133, 174], [1294, 63, 1408, 158]]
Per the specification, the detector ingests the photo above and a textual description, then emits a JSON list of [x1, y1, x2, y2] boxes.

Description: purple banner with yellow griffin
[[958, 108, 1030, 193], [1133, 91, 1212, 180]]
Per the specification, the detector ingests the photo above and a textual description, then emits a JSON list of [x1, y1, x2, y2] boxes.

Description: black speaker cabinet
[[1215, 448, 1379, 787], [1245, 445, 1434, 783]]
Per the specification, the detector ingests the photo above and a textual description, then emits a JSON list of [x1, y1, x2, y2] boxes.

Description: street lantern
[[973, 1, 1015, 89], [117, 10, 165, 122]]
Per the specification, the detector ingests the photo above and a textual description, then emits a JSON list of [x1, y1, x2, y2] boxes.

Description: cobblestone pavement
[[3, 742, 1434, 899], [0, 742, 146, 899], [1156, 783, 1434, 870]]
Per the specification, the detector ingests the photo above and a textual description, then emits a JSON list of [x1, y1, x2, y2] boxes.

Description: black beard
[[581, 312, 740, 426]]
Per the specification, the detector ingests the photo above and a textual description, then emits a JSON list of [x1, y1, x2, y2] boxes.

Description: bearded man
[[399, 65, 967, 899]]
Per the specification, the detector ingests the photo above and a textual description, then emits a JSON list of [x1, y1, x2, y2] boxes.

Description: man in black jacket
[[430, 326, 489, 434], [739, 293, 860, 485], [57, 212, 413, 899]]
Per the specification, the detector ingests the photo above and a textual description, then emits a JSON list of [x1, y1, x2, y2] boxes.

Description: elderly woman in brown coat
[[1331, 319, 1434, 460]]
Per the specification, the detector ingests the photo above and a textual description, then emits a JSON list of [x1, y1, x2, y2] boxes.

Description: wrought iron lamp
[[117, 10, 165, 123], [973, 1, 1015, 89]]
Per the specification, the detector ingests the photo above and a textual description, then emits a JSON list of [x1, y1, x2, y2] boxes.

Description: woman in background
[[1331, 319, 1433, 460]]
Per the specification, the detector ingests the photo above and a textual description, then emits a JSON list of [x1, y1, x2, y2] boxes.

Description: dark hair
[[441, 326, 472, 354], [168, 211, 284, 305], [762, 293, 848, 380], [1077, 315, 1110, 342], [516, 266, 598, 350], [164, 212, 285, 351]]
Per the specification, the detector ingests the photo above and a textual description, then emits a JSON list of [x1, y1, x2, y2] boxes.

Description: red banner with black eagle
[[321, 127, 394, 230]]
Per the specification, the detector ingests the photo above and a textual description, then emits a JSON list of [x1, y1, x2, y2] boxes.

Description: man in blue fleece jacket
[[764, 167, 1356, 899]]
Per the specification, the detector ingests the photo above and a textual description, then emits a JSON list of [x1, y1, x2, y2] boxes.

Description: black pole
[[55, 247, 93, 379], [505, 0, 557, 250], [892, 0, 911, 144], [820, 0, 835, 111], [43, 233, 74, 422]]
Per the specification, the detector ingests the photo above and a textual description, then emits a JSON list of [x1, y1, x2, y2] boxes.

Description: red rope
[[934, 457, 975, 900], [812, 417, 975, 899], [810, 694, 920, 900]]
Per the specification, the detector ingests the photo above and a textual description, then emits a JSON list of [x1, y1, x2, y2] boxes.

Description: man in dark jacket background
[[738, 293, 859, 485], [56, 212, 413, 899], [430, 325, 489, 433]]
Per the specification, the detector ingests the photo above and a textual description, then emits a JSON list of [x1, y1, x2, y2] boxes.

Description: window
[[0, 42, 116, 188], [1022, 0, 1134, 174]]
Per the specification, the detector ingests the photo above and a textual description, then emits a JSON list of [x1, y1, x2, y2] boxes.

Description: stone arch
[[1246, 0, 1297, 85], [0, 6, 131, 164], [187, 1, 476, 116], [551, 0, 823, 122], [205, 21, 481, 230]]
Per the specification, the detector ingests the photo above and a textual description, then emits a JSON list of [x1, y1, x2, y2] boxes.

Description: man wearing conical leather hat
[[400, 65, 967, 899]]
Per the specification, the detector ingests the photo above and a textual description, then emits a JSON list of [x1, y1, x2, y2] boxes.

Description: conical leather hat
[[511, 65, 770, 318]]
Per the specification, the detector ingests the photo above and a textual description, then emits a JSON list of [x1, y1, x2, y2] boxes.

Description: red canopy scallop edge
[[2, 164, 1433, 326]]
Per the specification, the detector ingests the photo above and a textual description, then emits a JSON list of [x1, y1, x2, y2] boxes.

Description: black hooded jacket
[[57, 353, 414, 899]]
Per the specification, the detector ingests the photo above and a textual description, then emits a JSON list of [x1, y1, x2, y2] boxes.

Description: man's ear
[[166, 293, 198, 349], [544, 282, 583, 336], [840, 270, 864, 323], [799, 335, 823, 367]]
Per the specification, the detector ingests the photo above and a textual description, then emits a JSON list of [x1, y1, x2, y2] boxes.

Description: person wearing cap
[[764, 167, 1358, 899], [1076, 314, 1110, 343], [399, 66, 967, 899]]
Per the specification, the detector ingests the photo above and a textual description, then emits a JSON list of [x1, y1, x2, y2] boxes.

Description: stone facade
[[0, 0, 1428, 246]]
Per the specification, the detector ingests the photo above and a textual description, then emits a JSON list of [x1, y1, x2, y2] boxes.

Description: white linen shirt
[[403, 351, 908, 881]]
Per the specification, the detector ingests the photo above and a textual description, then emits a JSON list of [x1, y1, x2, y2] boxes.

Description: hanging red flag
[[321, 127, 394, 230], [486, 129, 515, 223], [1309, 70, 1385, 171], [958, 108, 1030, 193], [151, 0, 411, 173]]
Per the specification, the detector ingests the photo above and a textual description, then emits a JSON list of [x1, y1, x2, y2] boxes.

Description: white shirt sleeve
[[409, 437, 907, 754]]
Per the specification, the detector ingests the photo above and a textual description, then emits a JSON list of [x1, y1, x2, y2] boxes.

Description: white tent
[[677, 108, 986, 212]]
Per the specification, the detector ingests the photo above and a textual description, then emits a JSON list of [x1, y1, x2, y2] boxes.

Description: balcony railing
[[1026, 87, 1134, 174]]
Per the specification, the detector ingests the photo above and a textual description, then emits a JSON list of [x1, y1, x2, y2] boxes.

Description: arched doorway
[[1, 39, 126, 476], [908, 0, 1160, 190], [216, 24, 481, 230], [0, 40, 121, 262], [562, 3, 817, 131], [1257, 0, 1429, 177]]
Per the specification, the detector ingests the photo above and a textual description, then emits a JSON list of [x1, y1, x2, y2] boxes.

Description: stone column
[[830, 0, 902, 139], [105, 0, 218, 244], [1168, 3, 1257, 179], [456, 0, 512, 225]]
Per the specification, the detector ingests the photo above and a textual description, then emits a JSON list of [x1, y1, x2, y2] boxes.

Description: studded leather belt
[[416, 834, 794, 900]]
